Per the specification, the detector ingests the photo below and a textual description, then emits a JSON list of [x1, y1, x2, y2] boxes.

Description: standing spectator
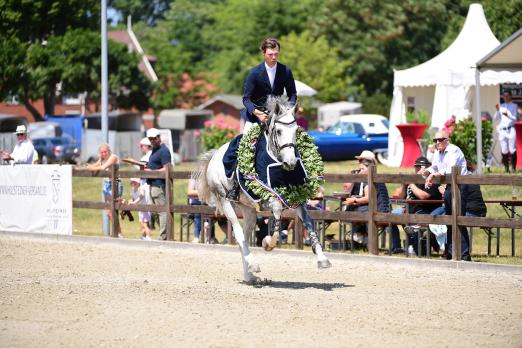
[[128, 178, 152, 241], [296, 106, 309, 130], [187, 178, 203, 243], [1, 125, 34, 164], [85, 143, 123, 237], [495, 90, 518, 172], [146, 128, 172, 240], [138, 137, 155, 229], [223, 37, 297, 201], [420, 130, 471, 261]]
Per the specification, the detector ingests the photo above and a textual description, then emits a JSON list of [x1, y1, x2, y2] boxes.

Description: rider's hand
[[253, 109, 269, 123]]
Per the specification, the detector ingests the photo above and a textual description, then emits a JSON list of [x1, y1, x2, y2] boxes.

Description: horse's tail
[[191, 149, 216, 205]]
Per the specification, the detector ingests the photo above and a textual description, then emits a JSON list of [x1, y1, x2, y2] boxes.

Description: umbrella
[[295, 80, 317, 97]]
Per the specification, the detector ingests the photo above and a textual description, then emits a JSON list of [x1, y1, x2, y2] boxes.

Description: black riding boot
[[502, 153, 510, 173], [225, 175, 240, 202], [512, 152, 517, 172]]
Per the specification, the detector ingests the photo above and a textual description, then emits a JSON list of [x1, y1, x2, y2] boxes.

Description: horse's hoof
[[317, 259, 332, 269], [249, 263, 261, 273], [244, 276, 271, 287]]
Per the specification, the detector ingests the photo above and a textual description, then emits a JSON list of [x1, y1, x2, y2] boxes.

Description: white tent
[[475, 28, 522, 173], [387, 4, 522, 166]]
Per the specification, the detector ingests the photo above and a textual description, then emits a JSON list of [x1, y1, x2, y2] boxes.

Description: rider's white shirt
[[264, 62, 277, 89]]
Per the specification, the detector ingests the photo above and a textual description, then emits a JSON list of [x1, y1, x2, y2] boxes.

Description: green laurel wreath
[[237, 124, 324, 206]]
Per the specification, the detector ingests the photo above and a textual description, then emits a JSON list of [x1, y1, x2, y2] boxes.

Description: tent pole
[[475, 67, 483, 174]]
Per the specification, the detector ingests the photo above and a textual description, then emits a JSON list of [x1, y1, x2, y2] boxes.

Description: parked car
[[308, 114, 389, 162], [32, 136, 81, 164]]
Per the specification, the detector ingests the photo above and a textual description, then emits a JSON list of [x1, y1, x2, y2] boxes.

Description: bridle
[[268, 114, 297, 155]]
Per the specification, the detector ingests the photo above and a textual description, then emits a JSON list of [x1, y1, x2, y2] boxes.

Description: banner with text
[[0, 165, 72, 235]]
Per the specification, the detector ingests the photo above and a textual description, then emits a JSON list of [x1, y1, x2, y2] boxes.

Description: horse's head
[[265, 96, 298, 171]]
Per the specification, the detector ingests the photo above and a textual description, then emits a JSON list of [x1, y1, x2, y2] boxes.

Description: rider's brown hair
[[260, 38, 280, 52]]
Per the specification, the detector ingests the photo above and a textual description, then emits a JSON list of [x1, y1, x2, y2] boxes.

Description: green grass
[[72, 161, 522, 264]]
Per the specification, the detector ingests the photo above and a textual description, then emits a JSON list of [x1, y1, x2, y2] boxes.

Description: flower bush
[[443, 116, 492, 165], [197, 115, 239, 150]]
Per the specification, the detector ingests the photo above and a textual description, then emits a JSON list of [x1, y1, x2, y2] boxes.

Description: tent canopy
[[477, 28, 522, 71], [474, 28, 522, 173], [387, 4, 522, 167], [394, 4, 499, 88]]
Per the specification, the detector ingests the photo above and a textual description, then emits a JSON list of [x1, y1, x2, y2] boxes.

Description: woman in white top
[[86, 143, 123, 236]]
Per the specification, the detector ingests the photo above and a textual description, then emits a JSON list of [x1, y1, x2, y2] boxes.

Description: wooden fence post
[[110, 165, 121, 238], [367, 164, 378, 255], [451, 166, 461, 260], [166, 164, 174, 241]]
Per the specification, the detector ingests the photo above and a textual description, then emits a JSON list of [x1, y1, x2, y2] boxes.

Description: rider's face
[[263, 48, 279, 67]]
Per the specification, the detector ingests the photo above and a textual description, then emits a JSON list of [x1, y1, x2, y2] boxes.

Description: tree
[[108, 0, 172, 26], [204, 0, 322, 93], [280, 31, 354, 102], [0, 1, 152, 120], [311, 0, 451, 97]]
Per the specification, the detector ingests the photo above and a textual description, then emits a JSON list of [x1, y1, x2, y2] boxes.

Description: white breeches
[[241, 120, 256, 135], [498, 127, 516, 154]]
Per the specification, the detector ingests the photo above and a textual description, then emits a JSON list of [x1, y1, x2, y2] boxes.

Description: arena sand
[[0, 234, 521, 347]]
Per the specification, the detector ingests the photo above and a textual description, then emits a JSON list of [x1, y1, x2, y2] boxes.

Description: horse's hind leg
[[221, 200, 260, 282], [298, 205, 332, 269]]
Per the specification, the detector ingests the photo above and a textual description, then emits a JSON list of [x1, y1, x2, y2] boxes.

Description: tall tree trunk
[[22, 96, 43, 122], [43, 90, 56, 117]]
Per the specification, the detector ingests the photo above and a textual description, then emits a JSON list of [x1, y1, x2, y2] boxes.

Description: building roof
[[108, 30, 158, 82], [197, 94, 244, 110]]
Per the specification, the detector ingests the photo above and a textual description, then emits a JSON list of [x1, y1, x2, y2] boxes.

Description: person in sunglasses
[[419, 130, 471, 261], [1, 125, 35, 164]]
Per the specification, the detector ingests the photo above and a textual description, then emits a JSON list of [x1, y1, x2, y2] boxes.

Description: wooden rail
[[72, 166, 521, 260]]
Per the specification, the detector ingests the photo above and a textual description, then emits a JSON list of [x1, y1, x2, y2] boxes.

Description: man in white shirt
[[420, 130, 471, 261], [495, 90, 519, 172], [1, 125, 34, 164]]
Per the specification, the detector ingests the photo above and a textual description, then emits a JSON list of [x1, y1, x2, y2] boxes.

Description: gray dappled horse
[[193, 96, 331, 283]]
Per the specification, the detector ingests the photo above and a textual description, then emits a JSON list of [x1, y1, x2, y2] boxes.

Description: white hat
[[130, 177, 141, 184], [139, 137, 151, 146], [14, 125, 28, 134], [146, 128, 160, 138], [355, 150, 376, 163]]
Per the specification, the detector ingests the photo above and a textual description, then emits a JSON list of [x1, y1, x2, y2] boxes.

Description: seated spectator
[[342, 150, 391, 247], [391, 156, 443, 254]]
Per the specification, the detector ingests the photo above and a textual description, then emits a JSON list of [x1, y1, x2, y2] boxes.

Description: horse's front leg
[[262, 197, 283, 251], [297, 205, 332, 269]]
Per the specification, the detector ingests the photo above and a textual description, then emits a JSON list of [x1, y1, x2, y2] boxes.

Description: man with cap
[[391, 156, 443, 255], [1, 125, 35, 164], [145, 128, 172, 240]]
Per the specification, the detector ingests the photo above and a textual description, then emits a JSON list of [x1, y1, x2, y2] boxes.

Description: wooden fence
[[72, 165, 522, 260]]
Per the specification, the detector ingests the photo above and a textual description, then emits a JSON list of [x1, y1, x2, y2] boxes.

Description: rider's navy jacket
[[241, 62, 297, 123]]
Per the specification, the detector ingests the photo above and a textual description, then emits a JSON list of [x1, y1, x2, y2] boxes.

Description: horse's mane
[[265, 95, 294, 117]]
